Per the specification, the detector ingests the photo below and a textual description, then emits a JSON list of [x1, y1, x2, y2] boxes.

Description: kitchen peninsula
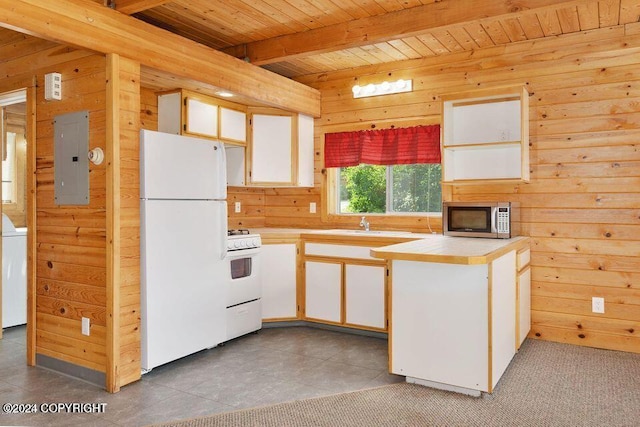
[[255, 228, 530, 396], [371, 235, 530, 396]]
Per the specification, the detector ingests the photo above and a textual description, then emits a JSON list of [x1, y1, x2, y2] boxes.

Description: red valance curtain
[[324, 124, 440, 168]]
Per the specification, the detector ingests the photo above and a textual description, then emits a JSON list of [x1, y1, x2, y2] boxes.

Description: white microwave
[[442, 201, 518, 239]]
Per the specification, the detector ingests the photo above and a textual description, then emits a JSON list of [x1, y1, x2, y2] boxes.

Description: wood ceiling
[[110, 0, 640, 79]]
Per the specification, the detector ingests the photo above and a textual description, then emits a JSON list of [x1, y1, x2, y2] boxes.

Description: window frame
[[333, 163, 443, 216]]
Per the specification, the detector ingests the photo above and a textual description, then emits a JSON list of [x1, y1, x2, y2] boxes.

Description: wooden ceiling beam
[[113, 0, 171, 15], [0, 0, 320, 116], [223, 0, 594, 65]]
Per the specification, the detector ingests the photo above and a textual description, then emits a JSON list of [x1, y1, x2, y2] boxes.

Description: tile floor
[[0, 325, 402, 426]]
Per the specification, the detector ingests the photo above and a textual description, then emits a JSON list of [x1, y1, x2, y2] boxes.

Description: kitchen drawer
[[226, 299, 261, 341], [305, 243, 374, 260], [516, 248, 530, 271]]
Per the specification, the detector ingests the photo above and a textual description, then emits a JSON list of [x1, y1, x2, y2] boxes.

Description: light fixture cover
[[352, 79, 412, 99]]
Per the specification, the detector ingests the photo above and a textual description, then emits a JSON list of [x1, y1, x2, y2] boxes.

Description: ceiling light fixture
[[352, 79, 412, 99], [216, 91, 234, 98]]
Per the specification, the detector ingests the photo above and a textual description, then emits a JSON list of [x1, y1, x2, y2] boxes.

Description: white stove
[[224, 229, 262, 341], [227, 230, 261, 251]]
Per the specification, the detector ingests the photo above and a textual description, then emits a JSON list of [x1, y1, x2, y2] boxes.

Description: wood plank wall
[[1, 29, 142, 389], [293, 23, 640, 354], [107, 54, 141, 391], [34, 52, 109, 373]]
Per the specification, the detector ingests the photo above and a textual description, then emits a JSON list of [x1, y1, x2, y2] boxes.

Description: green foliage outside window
[[341, 165, 386, 213], [339, 164, 442, 214]]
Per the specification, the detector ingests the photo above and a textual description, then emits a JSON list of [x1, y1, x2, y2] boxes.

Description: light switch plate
[[310, 202, 316, 213], [592, 297, 605, 314], [82, 317, 90, 336], [234, 201, 241, 213]]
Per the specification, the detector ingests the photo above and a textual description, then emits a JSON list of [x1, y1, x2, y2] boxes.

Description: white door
[[140, 130, 226, 200], [141, 199, 227, 370]]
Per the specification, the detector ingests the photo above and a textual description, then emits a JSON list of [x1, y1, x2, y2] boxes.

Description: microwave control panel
[[497, 207, 510, 233]]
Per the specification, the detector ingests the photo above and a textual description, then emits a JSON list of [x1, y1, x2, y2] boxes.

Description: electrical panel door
[[54, 110, 89, 205]]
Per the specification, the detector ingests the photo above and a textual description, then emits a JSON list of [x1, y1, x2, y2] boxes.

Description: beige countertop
[[370, 235, 530, 265], [252, 228, 529, 264], [252, 227, 431, 245]]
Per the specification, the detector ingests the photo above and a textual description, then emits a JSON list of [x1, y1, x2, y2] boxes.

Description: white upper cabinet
[[158, 90, 314, 188], [220, 106, 247, 144], [157, 89, 247, 145], [185, 97, 218, 138], [250, 113, 293, 184], [248, 109, 314, 187], [297, 114, 314, 187], [441, 85, 529, 184]]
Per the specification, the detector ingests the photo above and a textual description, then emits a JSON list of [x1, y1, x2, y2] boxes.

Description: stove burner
[[228, 229, 250, 236]]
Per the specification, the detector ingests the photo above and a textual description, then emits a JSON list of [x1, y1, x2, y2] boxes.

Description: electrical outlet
[[309, 202, 316, 213], [234, 202, 241, 213], [82, 317, 90, 336], [592, 297, 605, 314]]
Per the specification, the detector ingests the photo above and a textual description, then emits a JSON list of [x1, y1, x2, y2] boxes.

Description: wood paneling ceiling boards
[[122, 0, 640, 78], [0, 0, 319, 116]]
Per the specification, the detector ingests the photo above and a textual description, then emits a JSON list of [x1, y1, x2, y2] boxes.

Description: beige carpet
[[152, 339, 640, 426]]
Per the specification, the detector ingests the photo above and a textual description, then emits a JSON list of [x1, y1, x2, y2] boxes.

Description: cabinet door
[[220, 107, 247, 144], [157, 92, 182, 135], [305, 261, 342, 323], [517, 266, 531, 348], [185, 97, 218, 138], [250, 113, 293, 184], [261, 244, 298, 320], [345, 264, 386, 330], [297, 114, 314, 187], [225, 146, 245, 186]]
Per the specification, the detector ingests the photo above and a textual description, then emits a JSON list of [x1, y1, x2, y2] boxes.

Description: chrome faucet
[[359, 216, 370, 232]]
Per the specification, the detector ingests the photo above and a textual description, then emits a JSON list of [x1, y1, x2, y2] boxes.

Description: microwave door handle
[[493, 208, 499, 233]]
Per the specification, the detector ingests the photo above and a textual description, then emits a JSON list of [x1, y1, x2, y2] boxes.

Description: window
[[338, 163, 442, 214], [325, 124, 442, 215]]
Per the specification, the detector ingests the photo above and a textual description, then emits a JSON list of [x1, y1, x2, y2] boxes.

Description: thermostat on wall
[[45, 72, 62, 100]]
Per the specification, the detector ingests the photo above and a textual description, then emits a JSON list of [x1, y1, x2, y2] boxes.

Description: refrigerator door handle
[[216, 142, 227, 200], [221, 200, 228, 260]]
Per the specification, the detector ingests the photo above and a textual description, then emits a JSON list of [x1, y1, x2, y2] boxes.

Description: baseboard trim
[[406, 376, 482, 397], [36, 353, 106, 389], [262, 320, 388, 340]]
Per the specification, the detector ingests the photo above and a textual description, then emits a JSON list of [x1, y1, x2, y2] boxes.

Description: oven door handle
[[225, 247, 261, 258]]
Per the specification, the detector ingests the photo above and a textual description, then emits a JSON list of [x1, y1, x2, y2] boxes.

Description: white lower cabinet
[[391, 250, 517, 395], [303, 242, 388, 331], [305, 261, 342, 323], [518, 266, 531, 348], [345, 264, 386, 329], [261, 243, 298, 320]]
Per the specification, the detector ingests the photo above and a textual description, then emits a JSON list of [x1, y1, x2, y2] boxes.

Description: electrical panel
[[54, 110, 90, 205]]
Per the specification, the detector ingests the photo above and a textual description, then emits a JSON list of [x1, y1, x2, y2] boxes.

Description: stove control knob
[[251, 238, 259, 247], [234, 241, 240, 249]]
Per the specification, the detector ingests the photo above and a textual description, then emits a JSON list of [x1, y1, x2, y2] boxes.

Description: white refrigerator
[[140, 130, 228, 371]]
